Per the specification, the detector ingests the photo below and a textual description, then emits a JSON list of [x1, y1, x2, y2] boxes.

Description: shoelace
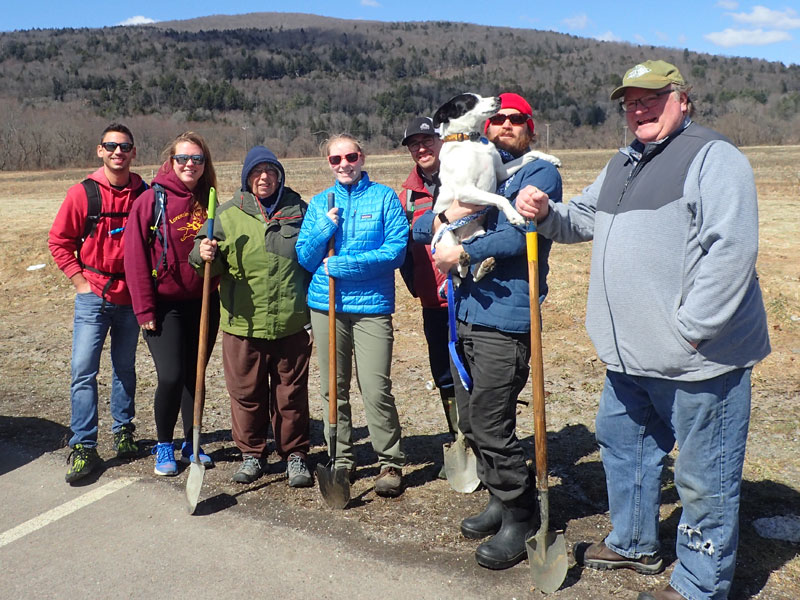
[[154, 443, 173, 463], [288, 455, 307, 474]]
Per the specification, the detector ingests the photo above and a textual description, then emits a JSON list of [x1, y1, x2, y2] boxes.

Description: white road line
[[0, 477, 137, 549]]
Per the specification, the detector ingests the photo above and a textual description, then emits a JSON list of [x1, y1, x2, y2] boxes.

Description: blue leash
[[446, 273, 473, 392]]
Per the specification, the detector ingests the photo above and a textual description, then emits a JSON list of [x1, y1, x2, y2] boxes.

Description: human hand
[[326, 206, 339, 226], [71, 273, 90, 294], [515, 186, 550, 221], [141, 320, 156, 331], [322, 257, 330, 276], [199, 238, 217, 262], [433, 244, 463, 274]]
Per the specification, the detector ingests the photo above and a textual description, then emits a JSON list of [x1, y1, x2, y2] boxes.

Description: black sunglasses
[[328, 152, 360, 166], [488, 113, 530, 126], [171, 154, 206, 165], [100, 142, 134, 153]]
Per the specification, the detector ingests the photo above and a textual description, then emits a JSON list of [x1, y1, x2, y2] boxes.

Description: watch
[[437, 212, 450, 225]]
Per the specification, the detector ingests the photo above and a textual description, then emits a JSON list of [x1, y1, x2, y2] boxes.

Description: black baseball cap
[[401, 117, 436, 145]]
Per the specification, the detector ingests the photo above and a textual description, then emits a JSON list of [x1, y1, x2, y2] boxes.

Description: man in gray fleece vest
[[516, 60, 770, 600]]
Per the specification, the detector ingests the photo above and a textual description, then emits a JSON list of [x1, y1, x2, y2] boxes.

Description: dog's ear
[[433, 93, 479, 128]]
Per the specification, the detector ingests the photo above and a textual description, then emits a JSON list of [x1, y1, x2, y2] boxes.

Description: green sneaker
[[113, 424, 138, 459], [65, 444, 102, 483]]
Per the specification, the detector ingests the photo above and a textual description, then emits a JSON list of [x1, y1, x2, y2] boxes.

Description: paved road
[[0, 442, 526, 600]]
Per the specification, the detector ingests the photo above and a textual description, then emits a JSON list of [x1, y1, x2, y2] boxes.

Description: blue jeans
[[596, 368, 752, 600], [69, 291, 139, 448]]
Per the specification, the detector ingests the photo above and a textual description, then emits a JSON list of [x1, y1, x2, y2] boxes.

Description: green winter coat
[[190, 187, 310, 340]]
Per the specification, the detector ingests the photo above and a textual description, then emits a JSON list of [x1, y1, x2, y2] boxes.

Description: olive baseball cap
[[610, 60, 686, 100]]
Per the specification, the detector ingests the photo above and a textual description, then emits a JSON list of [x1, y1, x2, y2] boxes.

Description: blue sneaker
[[180, 441, 213, 467], [152, 442, 177, 476]]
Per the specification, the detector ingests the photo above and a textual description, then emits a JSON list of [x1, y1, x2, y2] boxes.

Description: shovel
[[316, 191, 351, 510], [186, 187, 217, 515], [524, 220, 567, 593], [441, 276, 481, 493]]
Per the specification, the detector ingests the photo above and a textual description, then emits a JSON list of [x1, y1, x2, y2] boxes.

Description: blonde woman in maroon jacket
[[124, 131, 220, 477]]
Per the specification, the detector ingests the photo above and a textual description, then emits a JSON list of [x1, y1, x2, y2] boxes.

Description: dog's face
[[433, 93, 501, 135]]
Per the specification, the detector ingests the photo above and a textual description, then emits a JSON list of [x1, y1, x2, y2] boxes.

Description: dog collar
[[442, 132, 486, 143]]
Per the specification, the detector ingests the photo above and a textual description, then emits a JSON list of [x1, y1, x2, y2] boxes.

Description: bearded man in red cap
[[413, 92, 563, 570]]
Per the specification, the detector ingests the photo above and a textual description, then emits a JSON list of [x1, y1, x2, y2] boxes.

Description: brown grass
[[1, 146, 797, 599]]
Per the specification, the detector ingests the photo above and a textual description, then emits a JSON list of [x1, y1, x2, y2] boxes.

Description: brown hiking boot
[[578, 541, 664, 574], [374, 467, 403, 497], [637, 585, 684, 600]]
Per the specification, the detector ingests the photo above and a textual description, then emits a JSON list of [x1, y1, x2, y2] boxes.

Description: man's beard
[[492, 134, 531, 158]]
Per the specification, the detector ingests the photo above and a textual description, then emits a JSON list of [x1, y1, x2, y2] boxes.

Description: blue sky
[[2, 1, 798, 66]]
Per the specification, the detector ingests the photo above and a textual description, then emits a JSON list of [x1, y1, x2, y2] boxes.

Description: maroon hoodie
[[124, 162, 213, 325]]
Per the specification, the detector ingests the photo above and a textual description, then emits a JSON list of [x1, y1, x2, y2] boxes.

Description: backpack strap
[[149, 184, 168, 281]]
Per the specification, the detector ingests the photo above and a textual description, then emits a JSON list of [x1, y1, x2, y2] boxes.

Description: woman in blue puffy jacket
[[296, 134, 408, 497]]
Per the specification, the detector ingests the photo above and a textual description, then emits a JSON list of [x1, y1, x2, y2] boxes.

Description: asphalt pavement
[[0, 441, 519, 600]]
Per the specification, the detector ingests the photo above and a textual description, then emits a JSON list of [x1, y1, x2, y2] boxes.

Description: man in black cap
[[397, 117, 461, 479]]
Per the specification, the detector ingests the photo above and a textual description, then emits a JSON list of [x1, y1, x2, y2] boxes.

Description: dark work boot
[[461, 493, 503, 539], [475, 491, 537, 570]]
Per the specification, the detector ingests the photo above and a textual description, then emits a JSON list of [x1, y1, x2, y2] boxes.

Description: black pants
[[143, 294, 220, 443], [422, 307, 454, 392], [451, 321, 531, 502]]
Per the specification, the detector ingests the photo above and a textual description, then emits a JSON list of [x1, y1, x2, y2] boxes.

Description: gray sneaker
[[232, 455, 264, 484], [287, 453, 313, 488]]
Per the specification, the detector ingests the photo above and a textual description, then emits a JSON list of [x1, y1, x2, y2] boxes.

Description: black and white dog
[[431, 92, 560, 283]]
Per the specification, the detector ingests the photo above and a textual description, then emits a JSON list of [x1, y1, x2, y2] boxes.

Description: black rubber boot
[[474, 491, 537, 570], [461, 493, 503, 539]]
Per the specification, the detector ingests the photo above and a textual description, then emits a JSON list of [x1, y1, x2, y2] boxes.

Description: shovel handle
[[526, 220, 549, 494], [192, 187, 217, 459], [326, 192, 338, 427]]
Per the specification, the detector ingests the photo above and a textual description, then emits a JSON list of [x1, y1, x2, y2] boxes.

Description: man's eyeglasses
[[407, 137, 437, 152], [250, 166, 278, 178], [100, 142, 133, 153], [487, 113, 531, 126], [328, 152, 360, 166], [172, 154, 206, 165], [619, 89, 674, 113]]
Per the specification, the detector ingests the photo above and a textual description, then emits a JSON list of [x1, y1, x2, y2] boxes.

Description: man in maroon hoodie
[[49, 123, 147, 483]]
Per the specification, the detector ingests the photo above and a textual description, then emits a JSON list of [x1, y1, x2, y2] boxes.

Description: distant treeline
[[1, 14, 798, 171]]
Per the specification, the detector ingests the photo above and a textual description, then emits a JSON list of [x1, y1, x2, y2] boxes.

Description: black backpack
[[77, 178, 148, 302]]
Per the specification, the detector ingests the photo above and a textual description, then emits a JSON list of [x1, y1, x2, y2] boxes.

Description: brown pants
[[223, 329, 312, 459]]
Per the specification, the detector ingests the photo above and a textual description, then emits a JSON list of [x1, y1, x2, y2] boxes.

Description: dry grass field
[[0, 145, 797, 599]]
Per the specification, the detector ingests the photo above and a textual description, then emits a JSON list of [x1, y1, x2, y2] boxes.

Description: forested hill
[[1, 12, 799, 170]]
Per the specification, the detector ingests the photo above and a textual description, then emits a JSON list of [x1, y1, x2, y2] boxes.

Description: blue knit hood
[[241, 146, 286, 201]]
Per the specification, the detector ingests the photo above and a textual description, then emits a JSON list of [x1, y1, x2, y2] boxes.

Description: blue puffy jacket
[[296, 172, 408, 314]]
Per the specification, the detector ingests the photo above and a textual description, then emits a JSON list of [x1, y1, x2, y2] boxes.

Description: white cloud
[[361, 0, 381, 7], [677, 34, 687, 44], [595, 30, 622, 42], [563, 13, 589, 30], [716, 0, 738, 9], [705, 27, 792, 46], [654, 30, 669, 41], [118, 16, 156, 26], [633, 33, 647, 44], [728, 6, 800, 29]]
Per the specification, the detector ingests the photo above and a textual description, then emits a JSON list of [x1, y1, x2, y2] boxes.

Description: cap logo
[[420, 122, 431, 131], [628, 64, 651, 79]]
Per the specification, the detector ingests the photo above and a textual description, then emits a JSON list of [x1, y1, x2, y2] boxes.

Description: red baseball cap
[[484, 92, 535, 135]]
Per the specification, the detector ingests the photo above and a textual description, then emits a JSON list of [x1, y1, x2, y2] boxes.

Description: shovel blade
[[526, 527, 568, 594], [185, 460, 206, 515], [316, 464, 351, 510], [443, 435, 480, 493]]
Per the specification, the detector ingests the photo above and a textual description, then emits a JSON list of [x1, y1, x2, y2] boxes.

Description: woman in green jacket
[[190, 146, 312, 487]]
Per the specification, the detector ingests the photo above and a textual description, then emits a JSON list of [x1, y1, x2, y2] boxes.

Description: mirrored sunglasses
[[172, 154, 206, 165], [328, 152, 360, 166]]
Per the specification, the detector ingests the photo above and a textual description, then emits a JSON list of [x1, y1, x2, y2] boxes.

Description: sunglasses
[[328, 152, 361, 166], [487, 113, 531, 126], [407, 137, 437, 152], [172, 154, 206, 165], [100, 141, 134, 153]]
